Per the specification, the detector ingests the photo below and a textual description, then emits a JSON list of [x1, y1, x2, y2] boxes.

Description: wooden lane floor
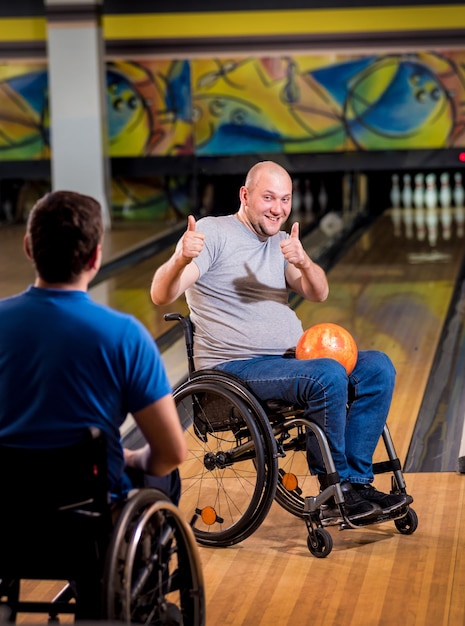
[[298, 208, 465, 466]]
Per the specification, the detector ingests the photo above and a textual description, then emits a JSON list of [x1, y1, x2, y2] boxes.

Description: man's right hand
[[150, 215, 202, 305], [180, 215, 205, 264]]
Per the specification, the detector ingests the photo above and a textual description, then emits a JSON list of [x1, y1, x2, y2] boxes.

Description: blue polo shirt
[[0, 286, 172, 496]]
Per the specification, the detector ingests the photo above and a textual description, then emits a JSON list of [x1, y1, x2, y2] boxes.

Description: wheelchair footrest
[[340, 504, 412, 529]]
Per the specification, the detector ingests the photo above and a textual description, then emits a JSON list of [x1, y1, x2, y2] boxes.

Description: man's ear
[[87, 243, 102, 271], [23, 235, 32, 260], [239, 185, 248, 206]]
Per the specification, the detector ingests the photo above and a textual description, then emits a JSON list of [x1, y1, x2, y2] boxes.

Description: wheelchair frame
[[166, 312, 418, 558], [0, 427, 205, 625]]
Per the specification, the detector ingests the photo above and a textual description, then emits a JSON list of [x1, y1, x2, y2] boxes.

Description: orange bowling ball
[[296, 322, 358, 375]]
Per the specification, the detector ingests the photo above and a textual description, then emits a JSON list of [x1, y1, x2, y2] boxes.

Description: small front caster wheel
[[394, 508, 418, 535], [307, 527, 333, 558]]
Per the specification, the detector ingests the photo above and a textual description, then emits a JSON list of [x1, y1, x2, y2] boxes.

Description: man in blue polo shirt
[[0, 190, 187, 503]]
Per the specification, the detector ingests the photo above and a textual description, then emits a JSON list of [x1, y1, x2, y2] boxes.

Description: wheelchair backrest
[[0, 427, 112, 579]]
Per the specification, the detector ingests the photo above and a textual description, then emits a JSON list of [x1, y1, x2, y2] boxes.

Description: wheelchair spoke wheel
[[174, 373, 278, 547], [104, 489, 205, 626], [273, 419, 318, 518]]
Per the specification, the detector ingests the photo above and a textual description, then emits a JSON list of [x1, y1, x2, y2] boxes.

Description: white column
[[44, 0, 111, 228]]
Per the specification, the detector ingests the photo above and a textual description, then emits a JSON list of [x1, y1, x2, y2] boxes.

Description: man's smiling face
[[238, 165, 293, 239]]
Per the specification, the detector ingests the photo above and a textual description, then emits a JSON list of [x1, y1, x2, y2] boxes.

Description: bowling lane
[[293, 207, 465, 467]]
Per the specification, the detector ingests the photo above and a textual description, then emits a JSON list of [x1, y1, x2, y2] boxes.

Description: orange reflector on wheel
[[282, 473, 298, 491], [200, 506, 218, 525]]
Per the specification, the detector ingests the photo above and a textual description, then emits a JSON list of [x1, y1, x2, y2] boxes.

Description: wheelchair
[[0, 427, 205, 625], [165, 313, 418, 559]]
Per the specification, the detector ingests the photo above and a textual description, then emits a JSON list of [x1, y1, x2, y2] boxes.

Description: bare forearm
[[300, 259, 329, 301], [124, 443, 185, 477], [126, 396, 188, 478], [290, 256, 329, 302], [151, 216, 204, 305], [150, 255, 188, 306], [281, 224, 329, 302]]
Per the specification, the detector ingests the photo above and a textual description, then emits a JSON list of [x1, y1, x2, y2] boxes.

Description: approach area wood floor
[[198, 471, 465, 626], [11, 208, 465, 625], [15, 472, 465, 626]]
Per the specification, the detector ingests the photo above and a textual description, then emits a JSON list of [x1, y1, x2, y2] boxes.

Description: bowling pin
[[403, 206, 414, 239], [439, 172, 451, 208], [413, 173, 424, 209], [426, 205, 438, 246], [455, 206, 465, 237], [391, 206, 402, 237], [454, 172, 464, 208], [440, 205, 452, 240], [402, 174, 413, 208], [390, 174, 401, 208], [414, 206, 426, 241], [425, 173, 437, 210]]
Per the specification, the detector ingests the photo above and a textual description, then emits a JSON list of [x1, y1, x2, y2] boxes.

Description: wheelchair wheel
[[273, 417, 318, 519], [174, 371, 278, 547], [307, 527, 333, 558], [394, 507, 418, 535], [104, 489, 205, 626]]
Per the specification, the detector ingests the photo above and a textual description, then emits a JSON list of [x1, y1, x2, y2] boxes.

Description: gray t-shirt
[[187, 215, 304, 369]]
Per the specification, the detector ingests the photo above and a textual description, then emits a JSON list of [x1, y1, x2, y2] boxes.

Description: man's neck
[[34, 276, 89, 291], [235, 208, 268, 242]]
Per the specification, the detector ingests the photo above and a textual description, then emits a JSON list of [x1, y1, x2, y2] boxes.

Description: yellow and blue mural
[[0, 59, 193, 160], [1, 50, 464, 220], [1, 50, 465, 161], [192, 51, 465, 154]]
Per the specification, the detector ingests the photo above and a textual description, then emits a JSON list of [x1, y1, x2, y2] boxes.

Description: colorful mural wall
[[1, 50, 465, 161], [1, 50, 464, 221], [192, 51, 465, 154]]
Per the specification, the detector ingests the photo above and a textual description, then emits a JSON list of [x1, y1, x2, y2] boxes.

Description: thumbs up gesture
[[280, 222, 308, 268], [290, 222, 299, 240], [179, 215, 205, 263]]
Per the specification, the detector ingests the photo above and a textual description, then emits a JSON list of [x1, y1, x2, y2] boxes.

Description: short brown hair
[[26, 190, 104, 283]]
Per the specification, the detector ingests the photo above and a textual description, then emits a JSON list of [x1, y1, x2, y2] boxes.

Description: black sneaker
[[319, 481, 381, 526], [353, 484, 413, 515]]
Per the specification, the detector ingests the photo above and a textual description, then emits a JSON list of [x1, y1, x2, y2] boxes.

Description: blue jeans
[[214, 351, 396, 484]]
